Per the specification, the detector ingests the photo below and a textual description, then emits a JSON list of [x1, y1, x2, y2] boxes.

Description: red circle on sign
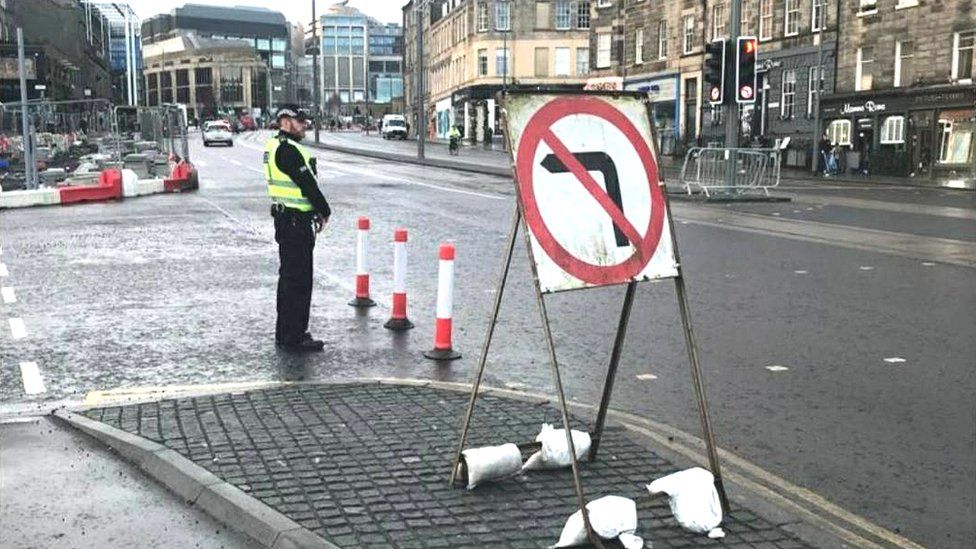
[[516, 96, 666, 286]]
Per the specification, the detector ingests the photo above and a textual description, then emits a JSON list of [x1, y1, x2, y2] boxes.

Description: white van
[[381, 114, 408, 140]]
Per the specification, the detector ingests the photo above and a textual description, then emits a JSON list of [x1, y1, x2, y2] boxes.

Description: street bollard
[[384, 228, 414, 331], [349, 216, 376, 308], [424, 243, 461, 361]]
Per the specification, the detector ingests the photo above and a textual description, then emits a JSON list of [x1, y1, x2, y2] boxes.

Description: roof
[[176, 3, 287, 26]]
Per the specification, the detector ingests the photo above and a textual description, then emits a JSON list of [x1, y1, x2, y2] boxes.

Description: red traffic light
[[742, 39, 756, 54]]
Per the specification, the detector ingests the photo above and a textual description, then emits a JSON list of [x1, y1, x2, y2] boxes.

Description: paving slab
[[83, 382, 813, 548]]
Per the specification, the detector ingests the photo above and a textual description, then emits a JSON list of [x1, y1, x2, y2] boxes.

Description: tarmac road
[[0, 129, 973, 547]]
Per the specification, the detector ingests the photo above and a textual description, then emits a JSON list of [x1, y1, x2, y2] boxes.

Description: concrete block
[[0, 188, 60, 209], [134, 179, 165, 196]]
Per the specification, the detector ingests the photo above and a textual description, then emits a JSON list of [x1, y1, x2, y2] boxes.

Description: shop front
[[626, 73, 680, 156], [821, 85, 975, 182]]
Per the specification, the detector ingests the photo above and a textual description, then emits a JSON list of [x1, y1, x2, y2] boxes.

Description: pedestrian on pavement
[[819, 133, 832, 176], [264, 104, 332, 352]]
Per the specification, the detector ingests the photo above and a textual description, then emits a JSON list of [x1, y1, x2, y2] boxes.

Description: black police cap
[[275, 104, 308, 121]]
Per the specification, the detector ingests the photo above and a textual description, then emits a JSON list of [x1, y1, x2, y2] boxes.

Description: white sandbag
[[647, 467, 723, 536], [550, 495, 644, 548], [523, 423, 591, 471], [460, 443, 523, 489]]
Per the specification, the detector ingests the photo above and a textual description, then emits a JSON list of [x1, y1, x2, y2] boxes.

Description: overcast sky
[[130, 0, 405, 26]]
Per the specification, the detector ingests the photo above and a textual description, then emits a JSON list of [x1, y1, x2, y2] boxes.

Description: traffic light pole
[[724, 0, 742, 189], [725, 0, 741, 150]]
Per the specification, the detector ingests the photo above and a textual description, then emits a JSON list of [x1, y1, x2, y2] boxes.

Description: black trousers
[[273, 207, 315, 344]]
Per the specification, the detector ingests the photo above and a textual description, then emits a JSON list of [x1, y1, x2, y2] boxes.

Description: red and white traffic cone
[[349, 216, 376, 307], [384, 228, 414, 331], [424, 243, 461, 361]]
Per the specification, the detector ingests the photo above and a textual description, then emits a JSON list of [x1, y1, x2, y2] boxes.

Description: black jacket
[[274, 130, 331, 218]]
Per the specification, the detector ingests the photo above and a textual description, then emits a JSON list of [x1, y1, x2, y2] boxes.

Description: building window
[[597, 0, 612, 7], [495, 48, 509, 76], [220, 67, 243, 103], [683, 15, 695, 55], [938, 111, 975, 164], [952, 31, 975, 81], [895, 0, 919, 8], [781, 69, 796, 119], [812, 0, 826, 32], [555, 0, 571, 30], [576, 1, 591, 29], [535, 47, 549, 77], [495, 1, 510, 31], [881, 116, 905, 144], [807, 66, 823, 116], [828, 119, 852, 146], [555, 47, 570, 76], [478, 48, 488, 76], [658, 20, 669, 59], [712, 4, 726, 40], [576, 47, 590, 75], [784, 0, 799, 36], [894, 41, 913, 87], [160, 72, 173, 103], [856, 47, 874, 91], [536, 1, 551, 29], [597, 33, 611, 68], [635, 28, 644, 64], [477, 3, 489, 32], [759, 0, 772, 41], [858, 0, 877, 14]]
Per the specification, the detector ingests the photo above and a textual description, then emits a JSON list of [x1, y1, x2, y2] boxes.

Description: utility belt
[[271, 202, 316, 219]]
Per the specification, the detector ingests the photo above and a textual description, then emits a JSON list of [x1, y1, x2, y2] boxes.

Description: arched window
[[880, 116, 905, 144]]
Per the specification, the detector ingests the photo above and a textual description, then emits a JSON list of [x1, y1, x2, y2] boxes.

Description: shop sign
[[841, 100, 887, 115], [626, 77, 677, 102], [584, 76, 624, 91]]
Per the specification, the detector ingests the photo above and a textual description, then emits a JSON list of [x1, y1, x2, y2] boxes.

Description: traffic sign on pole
[[505, 94, 678, 293]]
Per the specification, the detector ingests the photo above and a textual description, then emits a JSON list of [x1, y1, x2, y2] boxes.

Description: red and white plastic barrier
[[384, 228, 414, 331], [424, 242, 461, 360], [349, 216, 376, 307]]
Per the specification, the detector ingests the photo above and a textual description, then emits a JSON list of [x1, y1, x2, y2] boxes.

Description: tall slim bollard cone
[[349, 216, 376, 307], [384, 228, 414, 331], [424, 243, 461, 361]]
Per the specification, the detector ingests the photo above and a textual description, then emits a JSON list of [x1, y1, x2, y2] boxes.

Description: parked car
[[202, 121, 233, 147], [381, 114, 408, 140]]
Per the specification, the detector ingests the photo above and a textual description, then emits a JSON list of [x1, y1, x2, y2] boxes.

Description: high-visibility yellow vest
[[264, 136, 315, 212]]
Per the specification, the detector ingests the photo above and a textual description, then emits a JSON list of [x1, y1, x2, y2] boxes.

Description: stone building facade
[[142, 33, 269, 120], [404, 0, 592, 142], [820, 0, 975, 179]]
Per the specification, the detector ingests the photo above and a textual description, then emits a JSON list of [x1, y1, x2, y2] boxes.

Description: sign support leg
[[588, 280, 638, 462], [448, 207, 521, 487], [522, 226, 605, 549]]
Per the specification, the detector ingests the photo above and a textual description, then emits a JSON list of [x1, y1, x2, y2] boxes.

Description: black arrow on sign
[[541, 151, 629, 247]]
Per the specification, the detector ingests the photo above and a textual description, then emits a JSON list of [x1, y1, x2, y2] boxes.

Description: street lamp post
[[416, 0, 425, 160], [810, 4, 828, 175], [312, 0, 321, 144]]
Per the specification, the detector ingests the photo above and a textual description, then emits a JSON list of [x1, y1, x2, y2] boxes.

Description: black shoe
[[277, 335, 325, 352]]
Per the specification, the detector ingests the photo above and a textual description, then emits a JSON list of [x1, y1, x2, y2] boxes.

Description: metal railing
[[680, 147, 781, 197]]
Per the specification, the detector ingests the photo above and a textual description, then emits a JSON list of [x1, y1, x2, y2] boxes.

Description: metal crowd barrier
[[680, 147, 781, 197]]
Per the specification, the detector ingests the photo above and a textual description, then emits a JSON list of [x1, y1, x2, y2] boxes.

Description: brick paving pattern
[[85, 383, 810, 548]]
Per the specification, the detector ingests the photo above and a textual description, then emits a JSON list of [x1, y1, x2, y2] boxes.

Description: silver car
[[202, 121, 233, 147]]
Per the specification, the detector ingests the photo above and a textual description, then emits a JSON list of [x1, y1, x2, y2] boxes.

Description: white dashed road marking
[[921, 262, 936, 266], [766, 365, 790, 372], [230, 159, 244, 167], [9, 317, 26, 339], [0, 263, 8, 277], [883, 357, 907, 364], [636, 374, 658, 380], [859, 266, 874, 271], [794, 270, 808, 275], [195, 159, 208, 167], [1, 286, 15, 304], [19, 362, 46, 395]]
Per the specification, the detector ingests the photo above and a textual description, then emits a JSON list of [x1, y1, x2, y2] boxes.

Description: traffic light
[[704, 39, 727, 106], [736, 36, 758, 104]]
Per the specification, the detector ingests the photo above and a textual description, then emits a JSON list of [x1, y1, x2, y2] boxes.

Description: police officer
[[265, 105, 331, 352]]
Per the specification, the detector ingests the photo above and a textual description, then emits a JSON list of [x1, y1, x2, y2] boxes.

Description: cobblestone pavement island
[[84, 383, 809, 548]]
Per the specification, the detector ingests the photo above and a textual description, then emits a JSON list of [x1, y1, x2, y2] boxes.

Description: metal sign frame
[[447, 90, 729, 547]]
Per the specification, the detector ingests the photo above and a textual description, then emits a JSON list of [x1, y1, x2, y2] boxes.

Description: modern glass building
[[142, 4, 289, 112], [320, 2, 403, 118]]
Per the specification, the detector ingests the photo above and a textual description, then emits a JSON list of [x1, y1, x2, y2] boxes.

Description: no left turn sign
[[505, 94, 679, 293]]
